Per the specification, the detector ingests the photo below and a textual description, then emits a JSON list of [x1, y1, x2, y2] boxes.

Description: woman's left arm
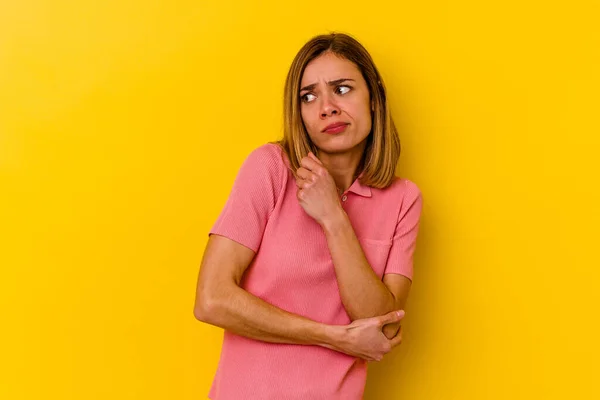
[[321, 210, 412, 321], [296, 153, 422, 337]]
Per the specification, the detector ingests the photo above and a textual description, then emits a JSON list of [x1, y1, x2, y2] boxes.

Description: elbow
[[193, 291, 221, 324], [194, 278, 240, 325], [346, 308, 385, 322], [346, 295, 398, 321]]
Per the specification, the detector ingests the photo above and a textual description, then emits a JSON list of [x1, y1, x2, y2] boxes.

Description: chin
[[314, 136, 363, 155]]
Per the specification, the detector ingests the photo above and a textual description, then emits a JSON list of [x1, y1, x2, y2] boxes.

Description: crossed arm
[[194, 151, 416, 361], [194, 233, 406, 362]]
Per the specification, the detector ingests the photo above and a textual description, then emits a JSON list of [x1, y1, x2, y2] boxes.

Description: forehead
[[300, 52, 362, 85]]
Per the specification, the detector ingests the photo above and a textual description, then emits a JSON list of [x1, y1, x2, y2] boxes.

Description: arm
[[321, 211, 412, 338], [321, 210, 412, 320], [197, 145, 404, 360], [193, 234, 405, 361], [194, 234, 332, 346], [296, 153, 422, 336]]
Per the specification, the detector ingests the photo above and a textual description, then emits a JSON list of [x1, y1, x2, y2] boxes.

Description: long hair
[[276, 32, 401, 188]]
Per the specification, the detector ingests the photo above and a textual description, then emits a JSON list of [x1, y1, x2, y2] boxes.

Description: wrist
[[319, 324, 348, 351], [320, 207, 348, 233]]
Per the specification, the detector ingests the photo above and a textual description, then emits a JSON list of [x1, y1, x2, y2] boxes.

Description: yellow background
[[1, 1, 599, 399]]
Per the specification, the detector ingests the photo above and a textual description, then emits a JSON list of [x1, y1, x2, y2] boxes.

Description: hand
[[296, 152, 342, 226], [383, 320, 402, 340], [326, 310, 405, 362]]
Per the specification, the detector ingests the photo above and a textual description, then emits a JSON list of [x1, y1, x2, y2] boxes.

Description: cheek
[[347, 99, 372, 130], [300, 107, 317, 133]]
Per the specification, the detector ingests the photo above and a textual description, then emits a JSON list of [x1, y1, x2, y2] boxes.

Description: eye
[[301, 93, 316, 103], [335, 85, 352, 95]]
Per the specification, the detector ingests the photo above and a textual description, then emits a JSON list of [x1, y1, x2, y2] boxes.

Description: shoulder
[[238, 142, 289, 188], [244, 142, 287, 169], [383, 177, 422, 202], [380, 177, 423, 220], [370, 177, 422, 212], [380, 178, 423, 231]]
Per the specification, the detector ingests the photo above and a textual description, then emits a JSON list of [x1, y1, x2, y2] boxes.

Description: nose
[[319, 92, 340, 119]]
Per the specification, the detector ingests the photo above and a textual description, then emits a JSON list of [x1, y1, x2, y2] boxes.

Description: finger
[[378, 310, 405, 326], [295, 178, 310, 189], [382, 322, 401, 340], [296, 167, 315, 182], [390, 326, 403, 348], [300, 156, 323, 174], [308, 152, 323, 165], [301, 179, 313, 189]]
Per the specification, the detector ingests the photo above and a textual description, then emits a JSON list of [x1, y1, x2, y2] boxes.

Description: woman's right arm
[[193, 234, 404, 362]]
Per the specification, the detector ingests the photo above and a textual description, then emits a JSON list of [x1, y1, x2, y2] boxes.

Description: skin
[[297, 52, 412, 338], [195, 235, 404, 361], [298, 51, 372, 191], [194, 51, 410, 362]]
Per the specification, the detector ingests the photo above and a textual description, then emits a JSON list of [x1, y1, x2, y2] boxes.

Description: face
[[299, 52, 372, 155]]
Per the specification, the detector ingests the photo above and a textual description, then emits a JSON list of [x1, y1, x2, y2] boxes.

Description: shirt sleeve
[[209, 144, 284, 253], [383, 180, 423, 280]]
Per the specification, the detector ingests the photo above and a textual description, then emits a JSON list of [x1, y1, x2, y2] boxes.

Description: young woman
[[194, 32, 423, 400]]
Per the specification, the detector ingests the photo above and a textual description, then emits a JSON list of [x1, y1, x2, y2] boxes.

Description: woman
[[194, 32, 423, 399]]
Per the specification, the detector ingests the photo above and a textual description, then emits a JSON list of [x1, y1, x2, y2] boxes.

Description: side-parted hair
[[276, 32, 401, 189]]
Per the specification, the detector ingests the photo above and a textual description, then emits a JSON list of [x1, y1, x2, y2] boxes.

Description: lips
[[322, 122, 349, 134]]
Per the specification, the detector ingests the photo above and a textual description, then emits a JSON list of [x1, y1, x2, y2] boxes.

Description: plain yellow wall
[[1, 1, 599, 399]]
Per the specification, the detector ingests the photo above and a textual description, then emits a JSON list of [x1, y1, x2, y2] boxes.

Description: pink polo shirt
[[208, 143, 422, 400]]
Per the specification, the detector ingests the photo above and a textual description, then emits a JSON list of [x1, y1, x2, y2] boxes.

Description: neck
[[316, 144, 366, 192]]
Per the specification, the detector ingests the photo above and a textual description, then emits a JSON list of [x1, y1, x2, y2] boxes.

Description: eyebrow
[[299, 78, 355, 93]]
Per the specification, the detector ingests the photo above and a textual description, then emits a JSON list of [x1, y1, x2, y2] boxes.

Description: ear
[[371, 99, 375, 112]]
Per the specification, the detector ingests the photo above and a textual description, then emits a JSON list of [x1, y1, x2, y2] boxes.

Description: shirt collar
[[281, 149, 372, 198], [346, 172, 372, 198]]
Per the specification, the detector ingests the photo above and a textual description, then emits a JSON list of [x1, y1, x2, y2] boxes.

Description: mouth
[[322, 122, 349, 134]]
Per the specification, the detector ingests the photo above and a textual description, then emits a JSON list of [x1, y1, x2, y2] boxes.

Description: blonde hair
[[276, 32, 401, 189]]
